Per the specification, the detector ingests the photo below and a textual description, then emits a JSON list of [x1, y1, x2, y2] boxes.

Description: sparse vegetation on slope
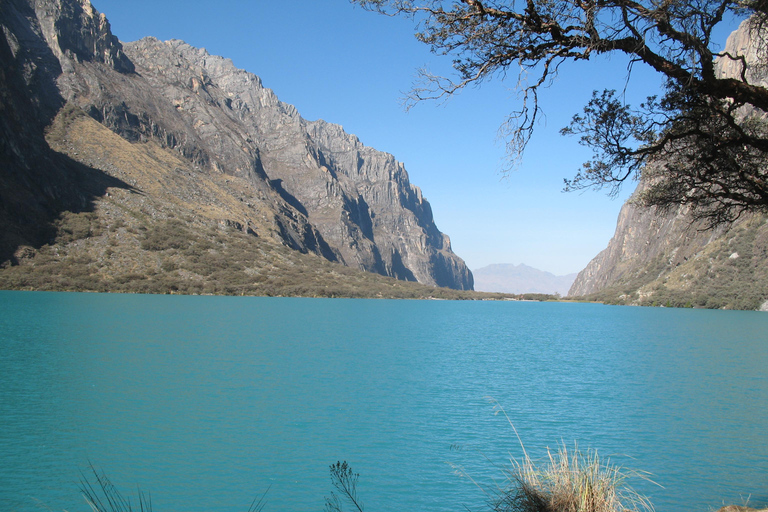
[[0, 108, 517, 300], [0, 225, 545, 300], [578, 215, 768, 310], [0, 204, 503, 299]]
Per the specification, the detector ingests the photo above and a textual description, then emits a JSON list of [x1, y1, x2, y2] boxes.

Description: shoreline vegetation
[[0, 251, 563, 301], [77, 452, 767, 512], [0, 205, 756, 306], [0, 208, 566, 301], [73, 406, 766, 512]]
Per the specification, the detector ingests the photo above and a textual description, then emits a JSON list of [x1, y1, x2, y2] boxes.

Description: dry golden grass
[[493, 444, 655, 512], [451, 403, 657, 512], [55, 115, 275, 236]]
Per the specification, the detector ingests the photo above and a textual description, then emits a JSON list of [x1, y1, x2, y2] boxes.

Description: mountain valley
[[0, 0, 476, 297]]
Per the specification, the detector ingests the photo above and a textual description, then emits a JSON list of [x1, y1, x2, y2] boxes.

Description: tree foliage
[[354, 0, 768, 224]]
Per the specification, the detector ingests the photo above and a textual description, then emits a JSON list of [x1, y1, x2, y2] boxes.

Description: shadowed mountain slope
[[0, 0, 473, 292]]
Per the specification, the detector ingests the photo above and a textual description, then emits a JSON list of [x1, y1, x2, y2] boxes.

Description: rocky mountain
[[473, 263, 577, 296], [569, 19, 768, 310], [0, 0, 473, 292], [569, 178, 768, 309]]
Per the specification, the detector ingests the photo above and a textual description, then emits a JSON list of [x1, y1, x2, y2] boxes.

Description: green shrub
[[55, 211, 102, 244], [141, 220, 191, 251]]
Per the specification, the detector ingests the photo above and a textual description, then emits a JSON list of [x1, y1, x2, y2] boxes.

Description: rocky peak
[[716, 18, 767, 84], [32, 0, 133, 72], [568, 18, 768, 309], [0, 0, 473, 291]]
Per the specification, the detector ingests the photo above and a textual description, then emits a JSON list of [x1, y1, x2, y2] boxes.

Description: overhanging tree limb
[[354, 0, 768, 223]]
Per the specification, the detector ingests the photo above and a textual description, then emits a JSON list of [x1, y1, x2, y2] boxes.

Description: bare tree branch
[[354, 0, 768, 223]]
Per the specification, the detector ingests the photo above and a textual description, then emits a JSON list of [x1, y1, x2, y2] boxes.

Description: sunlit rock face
[[0, 0, 473, 290], [569, 19, 768, 309]]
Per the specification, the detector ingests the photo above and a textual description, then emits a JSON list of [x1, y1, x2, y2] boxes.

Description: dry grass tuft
[[465, 400, 657, 512], [79, 465, 267, 512], [492, 444, 655, 512]]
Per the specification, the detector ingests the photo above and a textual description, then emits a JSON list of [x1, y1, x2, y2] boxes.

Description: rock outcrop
[[569, 19, 768, 309], [0, 0, 473, 290]]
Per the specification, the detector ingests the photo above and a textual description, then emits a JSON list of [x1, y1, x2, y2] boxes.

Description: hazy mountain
[[473, 264, 577, 296]]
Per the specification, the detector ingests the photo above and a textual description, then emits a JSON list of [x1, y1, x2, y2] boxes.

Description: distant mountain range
[[472, 264, 577, 296]]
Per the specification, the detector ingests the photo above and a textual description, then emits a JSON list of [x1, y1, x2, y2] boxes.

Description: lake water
[[1, 291, 766, 512]]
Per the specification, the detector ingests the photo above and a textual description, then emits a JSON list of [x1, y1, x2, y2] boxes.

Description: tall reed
[[79, 464, 267, 512]]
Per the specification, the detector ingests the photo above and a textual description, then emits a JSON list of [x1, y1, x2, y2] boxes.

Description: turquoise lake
[[1, 290, 767, 512]]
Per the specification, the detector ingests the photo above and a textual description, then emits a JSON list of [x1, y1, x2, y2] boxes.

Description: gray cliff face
[[569, 19, 768, 308], [568, 167, 768, 308], [0, 0, 131, 259], [568, 178, 726, 297], [0, 0, 473, 289], [32, 0, 133, 73]]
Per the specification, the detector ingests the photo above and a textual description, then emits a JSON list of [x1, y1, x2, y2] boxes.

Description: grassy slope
[[1, 109, 542, 301], [581, 215, 768, 310]]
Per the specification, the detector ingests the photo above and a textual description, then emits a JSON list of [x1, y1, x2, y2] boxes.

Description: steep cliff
[[569, 19, 768, 310], [569, 176, 768, 309], [0, 0, 131, 263], [0, 0, 473, 291]]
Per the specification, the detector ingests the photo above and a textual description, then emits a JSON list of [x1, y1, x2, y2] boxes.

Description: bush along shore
[[77, 449, 767, 512]]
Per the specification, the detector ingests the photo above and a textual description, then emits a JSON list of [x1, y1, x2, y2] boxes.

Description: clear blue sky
[[90, 0, 741, 275]]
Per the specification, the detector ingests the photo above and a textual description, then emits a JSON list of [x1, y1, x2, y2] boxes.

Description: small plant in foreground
[[78, 464, 267, 512], [477, 401, 655, 512], [79, 465, 153, 512], [324, 461, 365, 512], [491, 444, 655, 512]]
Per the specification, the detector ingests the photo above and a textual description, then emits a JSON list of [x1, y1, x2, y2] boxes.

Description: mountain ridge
[[0, 0, 473, 292], [473, 263, 577, 296], [569, 18, 768, 310]]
